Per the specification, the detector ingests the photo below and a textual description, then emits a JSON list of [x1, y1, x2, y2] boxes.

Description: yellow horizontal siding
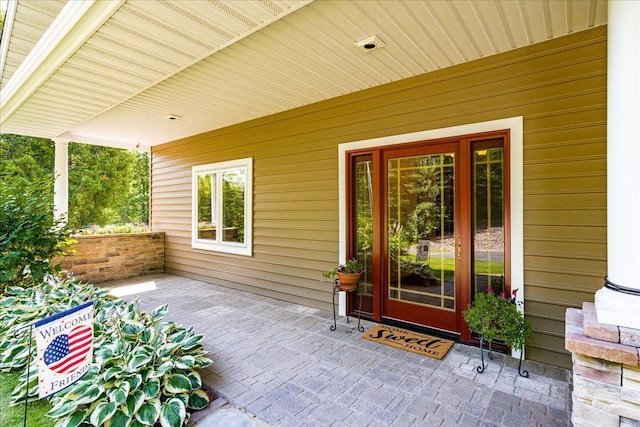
[[151, 26, 607, 368]]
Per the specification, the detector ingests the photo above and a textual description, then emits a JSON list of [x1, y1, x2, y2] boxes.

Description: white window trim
[[192, 158, 253, 256], [337, 117, 524, 357]]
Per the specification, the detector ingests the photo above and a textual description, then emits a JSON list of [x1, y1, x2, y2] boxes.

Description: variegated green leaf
[[124, 389, 145, 417], [188, 389, 210, 410], [47, 400, 78, 418], [57, 409, 87, 427], [160, 398, 186, 427], [167, 328, 188, 344], [141, 327, 157, 345], [180, 333, 204, 350], [128, 353, 152, 372], [105, 408, 131, 427], [194, 355, 213, 368], [129, 418, 146, 427], [107, 381, 130, 405], [186, 370, 201, 389], [89, 401, 117, 427], [175, 355, 195, 369], [164, 373, 192, 394], [170, 392, 189, 407], [121, 320, 145, 337], [141, 378, 160, 399], [157, 343, 180, 358], [150, 304, 169, 322], [150, 361, 173, 378], [126, 373, 143, 391], [74, 383, 104, 405], [102, 365, 125, 381], [94, 347, 114, 363], [1, 344, 29, 364], [60, 378, 97, 399], [135, 398, 160, 426]]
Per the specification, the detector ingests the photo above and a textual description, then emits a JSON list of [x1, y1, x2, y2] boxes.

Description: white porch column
[[594, 0, 640, 329], [53, 139, 69, 224]]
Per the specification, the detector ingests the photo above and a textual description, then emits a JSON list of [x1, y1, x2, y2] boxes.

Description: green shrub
[[462, 289, 532, 350], [0, 175, 72, 293]]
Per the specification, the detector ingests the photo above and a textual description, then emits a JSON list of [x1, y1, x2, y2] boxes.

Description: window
[[192, 158, 252, 256]]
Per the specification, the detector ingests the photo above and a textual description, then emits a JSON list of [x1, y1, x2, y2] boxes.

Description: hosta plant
[[0, 277, 122, 375], [46, 301, 212, 427], [1, 276, 213, 427]]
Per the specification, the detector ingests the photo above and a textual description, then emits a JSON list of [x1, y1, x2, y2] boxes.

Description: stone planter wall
[[54, 232, 165, 283], [565, 302, 640, 426]]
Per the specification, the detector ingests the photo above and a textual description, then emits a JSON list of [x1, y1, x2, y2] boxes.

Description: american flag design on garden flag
[[35, 301, 94, 399], [43, 325, 92, 373]]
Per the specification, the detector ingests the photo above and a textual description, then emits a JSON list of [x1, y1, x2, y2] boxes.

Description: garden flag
[[34, 300, 94, 399]]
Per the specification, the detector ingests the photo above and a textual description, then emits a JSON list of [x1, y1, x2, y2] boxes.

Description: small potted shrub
[[322, 258, 364, 291], [463, 288, 532, 377]]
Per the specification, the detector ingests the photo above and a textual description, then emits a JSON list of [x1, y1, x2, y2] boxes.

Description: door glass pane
[[473, 147, 505, 298], [353, 156, 373, 314], [387, 153, 455, 311], [197, 173, 216, 240], [222, 168, 245, 243]]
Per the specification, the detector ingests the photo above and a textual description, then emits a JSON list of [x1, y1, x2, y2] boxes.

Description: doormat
[[362, 324, 455, 360]]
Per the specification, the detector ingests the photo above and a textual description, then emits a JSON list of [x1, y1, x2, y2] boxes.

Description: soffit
[[0, 0, 68, 89], [0, 0, 608, 150]]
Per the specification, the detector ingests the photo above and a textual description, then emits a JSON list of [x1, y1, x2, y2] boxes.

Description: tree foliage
[[0, 134, 149, 230], [0, 175, 72, 292]]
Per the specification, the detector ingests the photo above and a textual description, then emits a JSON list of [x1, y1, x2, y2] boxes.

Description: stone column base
[[565, 302, 640, 426]]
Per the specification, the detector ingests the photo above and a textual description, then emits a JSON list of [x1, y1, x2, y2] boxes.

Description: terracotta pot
[[337, 272, 362, 290], [338, 283, 358, 292]]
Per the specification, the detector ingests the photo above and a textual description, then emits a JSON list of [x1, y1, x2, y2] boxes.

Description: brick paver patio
[[107, 274, 572, 426]]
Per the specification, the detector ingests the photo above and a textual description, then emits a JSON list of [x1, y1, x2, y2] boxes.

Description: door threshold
[[381, 318, 461, 342]]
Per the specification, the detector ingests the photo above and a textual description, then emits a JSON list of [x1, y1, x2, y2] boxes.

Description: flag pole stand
[[14, 323, 34, 427], [23, 324, 33, 427]]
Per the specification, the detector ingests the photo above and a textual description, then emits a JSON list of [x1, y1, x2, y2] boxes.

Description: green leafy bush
[[0, 175, 72, 293], [75, 223, 149, 235], [462, 289, 532, 350], [0, 277, 213, 427]]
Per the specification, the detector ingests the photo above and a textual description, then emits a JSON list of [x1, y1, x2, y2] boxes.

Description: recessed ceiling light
[[354, 35, 385, 52], [164, 114, 183, 120]]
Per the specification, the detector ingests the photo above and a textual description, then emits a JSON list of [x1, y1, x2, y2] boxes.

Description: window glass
[[222, 168, 245, 244], [192, 158, 252, 256], [197, 172, 216, 241]]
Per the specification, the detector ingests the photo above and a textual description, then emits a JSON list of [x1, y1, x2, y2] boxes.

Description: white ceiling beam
[[0, 0, 125, 126], [0, 0, 19, 85], [56, 131, 150, 153]]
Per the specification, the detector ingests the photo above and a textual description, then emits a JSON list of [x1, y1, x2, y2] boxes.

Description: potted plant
[[322, 258, 364, 291], [462, 288, 532, 377]]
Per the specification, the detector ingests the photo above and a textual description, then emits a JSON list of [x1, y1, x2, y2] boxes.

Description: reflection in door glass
[[353, 156, 374, 315], [473, 147, 505, 298], [387, 153, 455, 311]]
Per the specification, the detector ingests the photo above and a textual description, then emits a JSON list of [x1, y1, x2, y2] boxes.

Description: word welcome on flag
[[34, 301, 94, 399]]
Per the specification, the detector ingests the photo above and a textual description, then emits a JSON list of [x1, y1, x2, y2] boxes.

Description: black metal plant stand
[[330, 279, 364, 332], [476, 336, 529, 378]]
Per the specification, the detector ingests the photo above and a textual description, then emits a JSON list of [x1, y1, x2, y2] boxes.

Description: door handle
[[456, 238, 461, 260]]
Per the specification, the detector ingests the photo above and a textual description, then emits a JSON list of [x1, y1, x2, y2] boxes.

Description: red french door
[[348, 132, 509, 339], [382, 141, 462, 331]]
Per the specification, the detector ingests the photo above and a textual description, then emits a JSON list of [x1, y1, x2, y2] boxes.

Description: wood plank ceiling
[[0, 0, 607, 150]]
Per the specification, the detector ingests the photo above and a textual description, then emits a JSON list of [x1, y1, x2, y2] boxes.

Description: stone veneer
[[566, 302, 640, 426], [53, 232, 164, 283]]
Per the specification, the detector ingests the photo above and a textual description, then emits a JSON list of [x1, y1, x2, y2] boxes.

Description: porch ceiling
[[0, 0, 607, 150]]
